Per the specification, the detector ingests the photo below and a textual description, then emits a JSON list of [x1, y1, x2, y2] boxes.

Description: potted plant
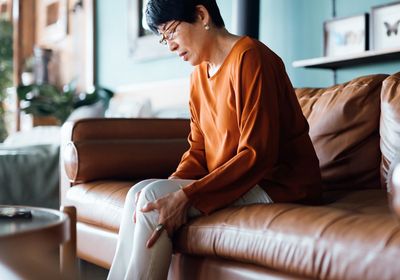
[[17, 82, 114, 125], [17, 83, 74, 125], [0, 18, 13, 141]]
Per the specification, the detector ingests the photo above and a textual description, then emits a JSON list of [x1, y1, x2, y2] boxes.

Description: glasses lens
[[158, 21, 179, 45]]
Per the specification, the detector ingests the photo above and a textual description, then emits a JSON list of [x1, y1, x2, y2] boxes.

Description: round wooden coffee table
[[0, 205, 69, 247], [0, 205, 75, 279]]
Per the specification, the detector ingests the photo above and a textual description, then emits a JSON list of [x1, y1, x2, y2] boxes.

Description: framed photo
[[0, 0, 12, 20], [371, 1, 400, 51], [36, 0, 68, 46], [127, 0, 171, 61], [324, 14, 369, 57]]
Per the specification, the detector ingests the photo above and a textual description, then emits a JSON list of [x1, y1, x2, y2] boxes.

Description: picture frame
[[371, 1, 400, 51], [0, 0, 12, 20], [324, 14, 369, 57], [127, 0, 171, 61], [36, 0, 68, 46]]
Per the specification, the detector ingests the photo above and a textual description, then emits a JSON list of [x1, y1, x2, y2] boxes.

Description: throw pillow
[[66, 101, 106, 122], [296, 74, 388, 191], [105, 96, 152, 118]]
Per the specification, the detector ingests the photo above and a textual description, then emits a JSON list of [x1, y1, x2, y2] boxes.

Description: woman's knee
[[125, 179, 158, 207], [135, 180, 163, 209], [135, 179, 180, 210]]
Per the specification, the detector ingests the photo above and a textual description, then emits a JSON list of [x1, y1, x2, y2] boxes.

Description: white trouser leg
[[107, 179, 160, 280], [108, 179, 273, 280], [125, 179, 195, 280]]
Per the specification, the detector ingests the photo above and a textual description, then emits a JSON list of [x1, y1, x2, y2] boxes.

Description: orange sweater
[[172, 37, 322, 214]]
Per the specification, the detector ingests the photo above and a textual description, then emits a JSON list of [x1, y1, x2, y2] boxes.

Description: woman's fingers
[[143, 191, 190, 248], [146, 224, 166, 248], [141, 201, 157, 212]]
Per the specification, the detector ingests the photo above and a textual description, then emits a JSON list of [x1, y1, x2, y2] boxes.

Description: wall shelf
[[292, 48, 400, 69]]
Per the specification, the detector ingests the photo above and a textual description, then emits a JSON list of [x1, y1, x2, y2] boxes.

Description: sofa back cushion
[[296, 74, 388, 191], [380, 72, 400, 189]]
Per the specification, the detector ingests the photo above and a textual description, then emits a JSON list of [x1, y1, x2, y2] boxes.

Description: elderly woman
[[108, 0, 322, 279]]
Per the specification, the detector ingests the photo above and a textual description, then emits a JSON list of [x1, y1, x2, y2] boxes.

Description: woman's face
[[158, 19, 208, 66]]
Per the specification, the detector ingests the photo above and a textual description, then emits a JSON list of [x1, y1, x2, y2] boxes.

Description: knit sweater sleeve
[[182, 48, 281, 214], [170, 86, 209, 180]]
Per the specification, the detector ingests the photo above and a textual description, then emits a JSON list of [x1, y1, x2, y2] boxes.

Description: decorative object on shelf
[[37, 0, 68, 46], [0, 18, 12, 141], [33, 47, 53, 85], [128, 0, 170, 61], [71, 0, 83, 13], [16, 82, 114, 125], [371, 1, 400, 51], [324, 14, 369, 57]]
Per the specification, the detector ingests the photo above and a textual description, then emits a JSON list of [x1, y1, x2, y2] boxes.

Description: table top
[[0, 205, 69, 248]]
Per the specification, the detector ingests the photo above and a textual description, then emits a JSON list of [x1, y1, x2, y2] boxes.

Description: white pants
[[107, 179, 273, 280]]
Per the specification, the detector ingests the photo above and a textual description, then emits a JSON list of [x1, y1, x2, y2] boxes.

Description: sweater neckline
[[206, 36, 248, 80]]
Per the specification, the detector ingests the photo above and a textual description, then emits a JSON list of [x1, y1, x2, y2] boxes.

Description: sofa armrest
[[392, 163, 400, 218], [60, 118, 190, 204]]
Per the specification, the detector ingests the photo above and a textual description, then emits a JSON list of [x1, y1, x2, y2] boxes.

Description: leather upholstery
[[168, 254, 306, 280], [60, 73, 400, 280], [69, 118, 190, 141], [296, 74, 387, 191], [76, 222, 118, 269], [63, 118, 190, 183], [65, 139, 188, 183], [174, 189, 399, 280], [66, 181, 133, 232], [380, 72, 400, 187]]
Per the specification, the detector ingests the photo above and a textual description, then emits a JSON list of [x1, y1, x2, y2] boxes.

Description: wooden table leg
[[60, 205, 78, 279]]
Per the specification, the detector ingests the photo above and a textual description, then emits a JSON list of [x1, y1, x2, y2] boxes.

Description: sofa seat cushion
[[175, 189, 400, 280], [296, 74, 388, 191], [66, 181, 136, 231]]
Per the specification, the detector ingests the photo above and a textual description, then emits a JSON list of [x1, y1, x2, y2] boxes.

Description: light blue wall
[[97, 0, 400, 90], [260, 0, 332, 87]]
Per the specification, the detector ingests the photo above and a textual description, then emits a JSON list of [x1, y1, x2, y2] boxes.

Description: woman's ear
[[195, 5, 210, 25]]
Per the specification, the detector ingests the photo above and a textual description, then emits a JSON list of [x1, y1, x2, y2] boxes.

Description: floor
[[79, 260, 109, 280]]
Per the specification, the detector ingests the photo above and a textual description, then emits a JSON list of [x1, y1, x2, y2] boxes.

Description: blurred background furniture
[[0, 126, 60, 208]]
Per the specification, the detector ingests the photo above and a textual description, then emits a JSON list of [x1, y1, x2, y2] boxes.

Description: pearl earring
[[204, 24, 210, 30]]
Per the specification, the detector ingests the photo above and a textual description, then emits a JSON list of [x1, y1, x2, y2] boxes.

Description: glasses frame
[[159, 21, 181, 45]]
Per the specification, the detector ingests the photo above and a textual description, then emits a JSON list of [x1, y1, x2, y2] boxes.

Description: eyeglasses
[[159, 21, 181, 45]]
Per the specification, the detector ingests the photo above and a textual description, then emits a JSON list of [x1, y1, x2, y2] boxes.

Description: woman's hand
[[140, 189, 190, 248]]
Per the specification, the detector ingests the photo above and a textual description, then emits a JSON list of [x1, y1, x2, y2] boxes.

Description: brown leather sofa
[[61, 72, 400, 280]]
